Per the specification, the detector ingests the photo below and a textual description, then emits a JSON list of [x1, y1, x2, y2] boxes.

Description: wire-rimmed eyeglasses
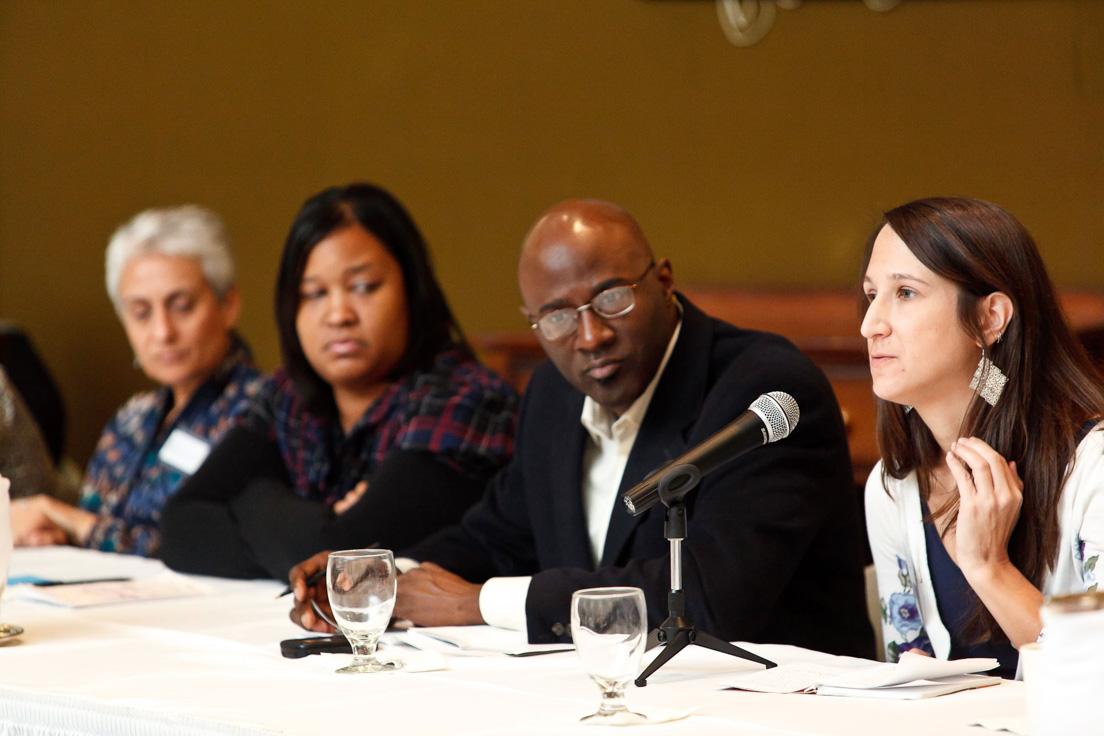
[[527, 262, 655, 341]]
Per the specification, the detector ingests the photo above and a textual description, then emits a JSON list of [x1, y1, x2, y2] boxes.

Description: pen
[[276, 569, 324, 599], [274, 541, 381, 598], [32, 577, 131, 587]]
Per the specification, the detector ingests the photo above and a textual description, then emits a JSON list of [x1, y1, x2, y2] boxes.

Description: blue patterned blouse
[[78, 337, 263, 556]]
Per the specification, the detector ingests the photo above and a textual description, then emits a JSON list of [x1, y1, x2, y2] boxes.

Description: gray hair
[[105, 205, 236, 309]]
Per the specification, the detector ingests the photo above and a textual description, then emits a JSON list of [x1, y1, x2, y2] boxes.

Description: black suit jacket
[[404, 297, 873, 657]]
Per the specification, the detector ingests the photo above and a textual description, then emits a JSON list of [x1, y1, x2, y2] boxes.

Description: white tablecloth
[[0, 547, 1026, 736]]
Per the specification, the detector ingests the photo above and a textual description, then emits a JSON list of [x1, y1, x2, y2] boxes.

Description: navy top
[[920, 499, 1019, 678]]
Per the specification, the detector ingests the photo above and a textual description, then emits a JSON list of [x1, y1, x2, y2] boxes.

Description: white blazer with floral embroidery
[[865, 423, 1104, 667]]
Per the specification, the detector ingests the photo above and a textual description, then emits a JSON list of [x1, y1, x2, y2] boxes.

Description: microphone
[[621, 391, 800, 516]]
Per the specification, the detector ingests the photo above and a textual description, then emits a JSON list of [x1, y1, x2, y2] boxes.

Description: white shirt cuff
[[478, 576, 532, 631], [395, 557, 421, 574]]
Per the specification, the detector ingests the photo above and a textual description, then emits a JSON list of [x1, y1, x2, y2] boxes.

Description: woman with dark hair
[[159, 184, 517, 579], [862, 197, 1104, 678]]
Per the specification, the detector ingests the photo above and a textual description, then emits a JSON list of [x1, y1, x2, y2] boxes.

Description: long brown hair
[[860, 197, 1104, 644]]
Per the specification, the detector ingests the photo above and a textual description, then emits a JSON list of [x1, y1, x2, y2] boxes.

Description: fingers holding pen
[[287, 550, 335, 633]]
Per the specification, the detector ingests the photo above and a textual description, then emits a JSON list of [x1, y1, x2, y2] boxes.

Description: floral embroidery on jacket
[[881, 555, 935, 661], [1075, 534, 1098, 593]]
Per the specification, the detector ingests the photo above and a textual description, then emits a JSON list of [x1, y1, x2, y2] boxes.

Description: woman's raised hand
[[945, 436, 1024, 579]]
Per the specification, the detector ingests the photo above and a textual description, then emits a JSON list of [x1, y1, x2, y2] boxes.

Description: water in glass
[[570, 586, 648, 724], [327, 549, 401, 674]]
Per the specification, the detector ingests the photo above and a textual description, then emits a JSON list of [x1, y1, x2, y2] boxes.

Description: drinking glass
[[570, 587, 648, 725], [327, 549, 401, 674], [0, 476, 21, 641]]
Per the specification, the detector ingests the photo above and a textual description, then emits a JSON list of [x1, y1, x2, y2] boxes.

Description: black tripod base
[[635, 626, 776, 687], [634, 500, 776, 687]]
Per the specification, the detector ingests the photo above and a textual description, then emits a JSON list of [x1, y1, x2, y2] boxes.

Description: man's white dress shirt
[[478, 319, 683, 631]]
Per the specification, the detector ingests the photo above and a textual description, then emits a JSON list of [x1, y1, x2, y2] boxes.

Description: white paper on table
[[721, 652, 998, 694], [721, 661, 854, 693], [399, 625, 574, 657], [17, 572, 211, 607], [815, 652, 998, 689], [817, 674, 1002, 699]]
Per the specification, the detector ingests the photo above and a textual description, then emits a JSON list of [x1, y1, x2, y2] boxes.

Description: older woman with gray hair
[[10, 205, 263, 555]]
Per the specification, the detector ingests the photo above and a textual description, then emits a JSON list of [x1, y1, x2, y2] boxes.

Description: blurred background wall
[[1, 0, 1101, 465]]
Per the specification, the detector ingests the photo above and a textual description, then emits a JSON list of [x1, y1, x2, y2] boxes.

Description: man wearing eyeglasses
[[289, 199, 873, 658]]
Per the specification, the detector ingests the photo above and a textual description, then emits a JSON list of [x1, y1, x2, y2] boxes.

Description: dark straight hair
[[860, 197, 1104, 645], [275, 183, 472, 413]]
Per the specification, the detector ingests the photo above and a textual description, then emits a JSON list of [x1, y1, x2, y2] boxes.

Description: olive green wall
[[1, 0, 1102, 464]]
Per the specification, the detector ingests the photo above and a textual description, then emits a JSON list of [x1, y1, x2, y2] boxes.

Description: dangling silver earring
[[902, 404, 913, 414], [969, 346, 1007, 407]]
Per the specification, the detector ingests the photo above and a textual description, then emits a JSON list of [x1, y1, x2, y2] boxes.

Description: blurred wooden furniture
[[473, 287, 1104, 489]]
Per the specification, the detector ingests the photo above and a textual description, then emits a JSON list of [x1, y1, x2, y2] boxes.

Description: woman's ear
[[979, 292, 1014, 347], [220, 287, 243, 330]]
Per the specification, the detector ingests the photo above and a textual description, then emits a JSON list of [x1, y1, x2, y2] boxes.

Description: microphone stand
[[634, 463, 776, 687]]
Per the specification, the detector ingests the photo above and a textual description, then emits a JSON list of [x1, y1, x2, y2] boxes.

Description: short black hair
[[274, 182, 471, 413]]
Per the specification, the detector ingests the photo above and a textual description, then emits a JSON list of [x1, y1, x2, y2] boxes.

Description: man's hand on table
[[393, 561, 485, 627], [289, 552, 486, 632]]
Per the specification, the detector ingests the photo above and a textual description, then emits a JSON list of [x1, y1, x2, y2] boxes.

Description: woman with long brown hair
[[861, 197, 1104, 678]]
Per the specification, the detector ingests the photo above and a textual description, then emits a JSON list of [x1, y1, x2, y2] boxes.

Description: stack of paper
[[17, 573, 210, 607], [722, 652, 1001, 700], [398, 625, 573, 657]]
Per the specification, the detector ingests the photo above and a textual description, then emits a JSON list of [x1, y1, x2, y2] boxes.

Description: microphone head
[[750, 392, 800, 442]]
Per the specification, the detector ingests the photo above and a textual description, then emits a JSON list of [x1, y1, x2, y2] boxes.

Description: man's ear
[[654, 257, 675, 299]]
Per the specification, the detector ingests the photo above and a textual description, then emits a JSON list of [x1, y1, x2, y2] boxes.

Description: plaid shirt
[[79, 337, 263, 556], [244, 347, 517, 505]]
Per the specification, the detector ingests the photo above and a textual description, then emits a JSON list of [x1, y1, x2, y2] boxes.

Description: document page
[[721, 661, 854, 693], [815, 652, 998, 689], [18, 573, 210, 607], [400, 625, 574, 656], [722, 652, 999, 696]]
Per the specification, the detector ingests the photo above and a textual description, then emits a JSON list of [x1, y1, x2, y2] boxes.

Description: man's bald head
[[519, 199, 654, 277], [517, 198, 677, 416]]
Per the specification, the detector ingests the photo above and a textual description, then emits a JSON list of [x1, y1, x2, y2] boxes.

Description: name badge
[[158, 429, 212, 475]]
